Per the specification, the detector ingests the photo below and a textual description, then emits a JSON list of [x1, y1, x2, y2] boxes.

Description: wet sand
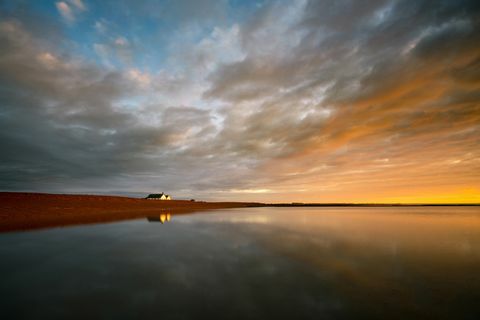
[[0, 192, 260, 232]]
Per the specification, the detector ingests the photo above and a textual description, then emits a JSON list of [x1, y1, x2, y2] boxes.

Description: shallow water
[[1, 207, 479, 319]]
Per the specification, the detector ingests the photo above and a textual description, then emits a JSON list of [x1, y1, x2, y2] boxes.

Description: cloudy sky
[[0, 0, 479, 202]]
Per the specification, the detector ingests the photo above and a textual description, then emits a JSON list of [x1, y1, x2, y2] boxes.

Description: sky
[[0, 0, 479, 203]]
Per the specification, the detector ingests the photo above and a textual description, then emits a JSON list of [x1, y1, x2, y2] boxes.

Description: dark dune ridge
[[0, 192, 260, 233]]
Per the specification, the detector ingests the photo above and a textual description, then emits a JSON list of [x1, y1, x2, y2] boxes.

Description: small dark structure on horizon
[[146, 193, 171, 200]]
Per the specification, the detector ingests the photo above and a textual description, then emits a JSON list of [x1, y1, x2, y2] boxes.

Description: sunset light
[[1, 2, 480, 319], [0, 0, 478, 203]]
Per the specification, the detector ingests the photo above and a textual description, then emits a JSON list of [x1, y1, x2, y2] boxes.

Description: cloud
[[128, 68, 151, 87], [94, 36, 136, 66], [94, 20, 108, 34], [56, 0, 86, 23], [1, 0, 479, 201], [200, 0, 480, 200], [0, 19, 214, 194], [56, 2, 74, 23], [68, 0, 86, 11]]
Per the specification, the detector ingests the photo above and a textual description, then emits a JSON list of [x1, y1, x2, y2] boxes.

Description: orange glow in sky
[[0, 1, 479, 203]]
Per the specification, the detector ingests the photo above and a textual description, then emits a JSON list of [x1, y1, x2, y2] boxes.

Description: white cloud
[[128, 68, 151, 87], [36, 52, 61, 69], [56, 0, 87, 24], [94, 20, 107, 34], [56, 2, 74, 23], [114, 37, 129, 47], [68, 0, 86, 11], [93, 43, 112, 67]]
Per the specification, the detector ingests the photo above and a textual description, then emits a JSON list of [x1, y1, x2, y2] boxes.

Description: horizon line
[[1, 191, 479, 206]]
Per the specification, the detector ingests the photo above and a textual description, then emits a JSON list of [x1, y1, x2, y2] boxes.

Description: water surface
[[1, 207, 479, 319]]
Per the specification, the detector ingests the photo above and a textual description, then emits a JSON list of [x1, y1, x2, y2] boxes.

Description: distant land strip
[[0, 192, 478, 232], [0, 192, 260, 233], [267, 203, 480, 207]]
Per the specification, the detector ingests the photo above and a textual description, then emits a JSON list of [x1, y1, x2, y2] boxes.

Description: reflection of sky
[[1, 207, 480, 319], [182, 207, 480, 256]]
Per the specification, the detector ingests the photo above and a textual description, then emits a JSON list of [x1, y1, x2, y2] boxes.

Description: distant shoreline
[[0, 192, 478, 233], [266, 203, 480, 207], [0, 192, 259, 233]]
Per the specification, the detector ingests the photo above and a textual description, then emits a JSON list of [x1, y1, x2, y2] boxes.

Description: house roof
[[146, 193, 169, 198]]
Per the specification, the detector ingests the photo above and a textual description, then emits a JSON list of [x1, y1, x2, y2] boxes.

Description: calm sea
[[1, 207, 479, 319]]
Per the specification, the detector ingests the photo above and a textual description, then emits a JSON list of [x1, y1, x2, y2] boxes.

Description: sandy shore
[[0, 192, 260, 233]]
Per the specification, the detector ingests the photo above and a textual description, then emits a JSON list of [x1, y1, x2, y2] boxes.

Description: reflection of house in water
[[147, 212, 171, 224], [145, 193, 171, 200]]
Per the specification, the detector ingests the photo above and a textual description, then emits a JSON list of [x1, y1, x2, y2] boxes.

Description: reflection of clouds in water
[[1, 207, 479, 319], [224, 208, 480, 319], [178, 211, 272, 225], [172, 205, 480, 317], [178, 207, 480, 256]]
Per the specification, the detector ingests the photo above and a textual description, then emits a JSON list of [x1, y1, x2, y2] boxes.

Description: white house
[[146, 193, 172, 200]]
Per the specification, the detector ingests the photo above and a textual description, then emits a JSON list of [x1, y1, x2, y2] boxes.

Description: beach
[[0, 192, 259, 232]]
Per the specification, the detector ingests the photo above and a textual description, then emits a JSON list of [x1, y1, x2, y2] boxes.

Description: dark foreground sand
[[0, 192, 261, 233]]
